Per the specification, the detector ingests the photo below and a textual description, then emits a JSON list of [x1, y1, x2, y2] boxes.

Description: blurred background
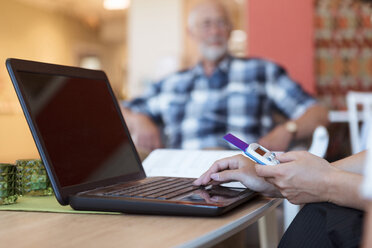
[[1, 0, 372, 163]]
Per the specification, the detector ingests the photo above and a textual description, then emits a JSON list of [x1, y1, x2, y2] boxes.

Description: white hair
[[187, 1, 231, 30]]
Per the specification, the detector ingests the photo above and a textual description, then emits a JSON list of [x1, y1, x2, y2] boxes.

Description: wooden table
[[0, 197, 282, 248]]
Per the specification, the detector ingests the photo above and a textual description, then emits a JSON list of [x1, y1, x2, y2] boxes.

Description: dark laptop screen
[[18, 71, 141, 187]]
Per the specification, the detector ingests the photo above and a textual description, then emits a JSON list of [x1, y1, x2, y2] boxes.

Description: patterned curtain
[[315, 0, 372, 110]]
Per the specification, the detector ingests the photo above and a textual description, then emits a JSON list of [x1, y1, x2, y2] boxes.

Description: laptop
[[6, 58, 256, 216]]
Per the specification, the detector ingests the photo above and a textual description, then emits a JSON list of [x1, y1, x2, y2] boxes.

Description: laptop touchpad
[[179, 186, 252, 205]]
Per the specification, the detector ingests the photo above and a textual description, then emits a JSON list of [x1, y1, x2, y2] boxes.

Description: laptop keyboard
[[97, 177, 199, 200]]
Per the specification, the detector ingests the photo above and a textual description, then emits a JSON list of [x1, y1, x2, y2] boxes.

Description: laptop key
[[102, 178, 176, 196], [97, 177, 199, 200], [161, 186, 199, 200], [104, 178, 194, 198], [125, 180, 191, 197], [134, 180, 192, 196], [138, 181, 192, 198], [104, 178, 175, 195]]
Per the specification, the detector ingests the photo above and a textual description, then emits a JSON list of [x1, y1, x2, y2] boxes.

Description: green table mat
[[0, 196, 119, 215]]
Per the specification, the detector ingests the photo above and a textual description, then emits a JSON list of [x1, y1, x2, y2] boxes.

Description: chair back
[[308, 126, 329, 158], [346, 91, 372, 154]]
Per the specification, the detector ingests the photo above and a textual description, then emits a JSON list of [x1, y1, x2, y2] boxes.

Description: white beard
[[199, 43, 228, 62]]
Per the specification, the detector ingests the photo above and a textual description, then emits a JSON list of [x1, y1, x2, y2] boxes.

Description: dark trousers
[[278, 202, 364, 248]]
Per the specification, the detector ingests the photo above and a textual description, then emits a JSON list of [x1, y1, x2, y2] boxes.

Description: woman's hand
[[255, 151, 337, 204], [193, 154, 281, 197]]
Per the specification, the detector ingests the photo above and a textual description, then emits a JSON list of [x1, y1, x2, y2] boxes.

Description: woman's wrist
[[324, 168, 343, 204], [326, 169, 365, 210]]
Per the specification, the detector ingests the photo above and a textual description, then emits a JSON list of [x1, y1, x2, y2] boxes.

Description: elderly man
[[122, 0, 328, 153]]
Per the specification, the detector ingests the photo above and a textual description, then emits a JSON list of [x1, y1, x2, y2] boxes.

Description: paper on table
[[142, 149, 245, 188]]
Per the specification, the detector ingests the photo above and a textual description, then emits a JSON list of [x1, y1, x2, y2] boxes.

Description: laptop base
[[70, 190, 257, 216]]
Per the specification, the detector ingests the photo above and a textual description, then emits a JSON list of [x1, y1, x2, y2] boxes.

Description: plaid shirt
[[123, 56, 316, 149]]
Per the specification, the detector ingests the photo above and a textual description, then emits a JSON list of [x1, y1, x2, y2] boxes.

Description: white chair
[[283, 125, 329, 230], [308, 126, 330, 158], [346, 91, 372, 154]]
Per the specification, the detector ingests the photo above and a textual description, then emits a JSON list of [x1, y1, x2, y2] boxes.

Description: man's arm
[[259, 104, 329, 151], [257, 63, 329, 151], [121, 107, 163, 152], [287, 104, 329, 140], [121, 80, 165, 152]]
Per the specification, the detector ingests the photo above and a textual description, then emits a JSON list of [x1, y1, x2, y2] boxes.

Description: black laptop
[[6, 58, 256, 216]]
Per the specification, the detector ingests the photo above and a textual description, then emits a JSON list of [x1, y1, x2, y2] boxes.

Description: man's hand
[[258, 124, 292, 151], [255, 151, 338, 205], [193, 154, 281, 197], [121, 107, 163, 152]]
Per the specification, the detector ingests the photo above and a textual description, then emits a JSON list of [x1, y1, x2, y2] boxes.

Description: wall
[[128, 0, 183, 97], [0, 1, 109, 162], [247, 0, 315, 94]]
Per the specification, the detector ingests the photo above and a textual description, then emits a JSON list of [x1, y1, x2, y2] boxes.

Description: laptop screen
[[17, 71, 141, 187]]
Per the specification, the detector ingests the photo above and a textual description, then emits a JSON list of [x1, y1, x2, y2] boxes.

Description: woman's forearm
[[362, 202, 372, 247], [331, 151, 367, 174], [326, 169, 366, 210]]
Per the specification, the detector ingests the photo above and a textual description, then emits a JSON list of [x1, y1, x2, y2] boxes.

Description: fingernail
[[211, 173, 219, 180]]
